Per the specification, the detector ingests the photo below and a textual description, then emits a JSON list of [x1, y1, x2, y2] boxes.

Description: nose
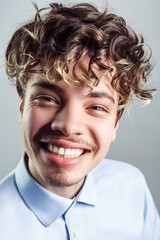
[[51, 103, 85, 137]]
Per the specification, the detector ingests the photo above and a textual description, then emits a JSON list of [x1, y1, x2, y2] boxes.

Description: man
[[0, 2, 160, 239]]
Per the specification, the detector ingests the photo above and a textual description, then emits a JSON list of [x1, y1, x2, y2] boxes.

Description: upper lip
[[40, 139, 91, 151]]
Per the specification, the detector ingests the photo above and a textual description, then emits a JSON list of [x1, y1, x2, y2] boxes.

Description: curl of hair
[[5, 2, 155, 107]]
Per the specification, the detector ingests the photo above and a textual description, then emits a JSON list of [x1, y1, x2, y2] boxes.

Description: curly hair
[[5, 2, 155, 108]]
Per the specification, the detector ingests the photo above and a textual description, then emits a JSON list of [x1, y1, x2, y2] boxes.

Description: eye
[[90, 105, 108, 112], [34, 95, 59, 106], [91, 106, 105, 111], [39, 96, 56, 103], [86, 104, 110, 118]]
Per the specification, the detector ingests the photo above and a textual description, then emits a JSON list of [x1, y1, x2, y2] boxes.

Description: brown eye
[[35, 95, 59, 106], [91, 106, 106, 112], [85, 104, 110, 118], [41, 96, 56, 102]]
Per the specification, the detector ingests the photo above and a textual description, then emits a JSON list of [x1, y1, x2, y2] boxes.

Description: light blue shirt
[[0, 155, 160, 240]]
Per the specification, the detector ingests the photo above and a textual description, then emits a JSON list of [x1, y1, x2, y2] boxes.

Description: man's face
[[20, 56, 119, 198]]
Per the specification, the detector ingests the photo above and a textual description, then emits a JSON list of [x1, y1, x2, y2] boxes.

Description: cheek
[[92, 120, 116, 150], [22, 108, 53, 133]]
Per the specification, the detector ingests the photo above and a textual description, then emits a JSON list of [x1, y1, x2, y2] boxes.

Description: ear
[[19, 96, 24, 123], [112, 120, 119, 142]]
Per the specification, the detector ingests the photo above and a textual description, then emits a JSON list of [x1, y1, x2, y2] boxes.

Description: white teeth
[[70, 149, 75, 155], [76, 149, 81, 155], [65, 149, 71, 155], [49, 145, 53, 152], [53, 146, 58, 153], [47, 144, 84, 158], [58, 147, 64, 155]]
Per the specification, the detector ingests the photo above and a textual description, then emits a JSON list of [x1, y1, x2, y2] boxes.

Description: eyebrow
[[87, 91, 115, 104], [31, 82, 64, 95], [31, 81, 115, 104]]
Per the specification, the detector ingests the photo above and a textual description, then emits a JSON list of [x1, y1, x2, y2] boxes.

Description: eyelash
[[35, 95, 58, 104], [89, 105, 109, 114], [33, 95, 110, 115], [91, 106, 105, 111]]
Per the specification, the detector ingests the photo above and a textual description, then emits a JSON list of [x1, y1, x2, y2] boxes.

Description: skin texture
[[19, 55, 119, 199]]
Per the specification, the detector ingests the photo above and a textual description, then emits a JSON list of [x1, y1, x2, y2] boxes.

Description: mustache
[[34, 131, 98, 152]]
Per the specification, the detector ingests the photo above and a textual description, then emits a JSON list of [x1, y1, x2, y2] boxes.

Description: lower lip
[[41, 147, 88, 167]]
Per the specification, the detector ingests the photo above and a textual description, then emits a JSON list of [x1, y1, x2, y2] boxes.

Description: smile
[[47, 144, 84, 158]]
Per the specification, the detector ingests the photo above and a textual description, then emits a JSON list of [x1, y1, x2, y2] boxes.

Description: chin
[[43, 171, 84, 189]]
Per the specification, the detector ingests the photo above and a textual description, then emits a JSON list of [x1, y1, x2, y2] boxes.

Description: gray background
[[0, 0, 160, 213]]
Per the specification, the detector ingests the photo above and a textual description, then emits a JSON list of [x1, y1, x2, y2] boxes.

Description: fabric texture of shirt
[[0, 155, 160, 240]]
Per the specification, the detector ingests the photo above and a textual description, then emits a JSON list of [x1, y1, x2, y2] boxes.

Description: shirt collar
[[15, 154, 98, 226], [76, 172, 98, 206]]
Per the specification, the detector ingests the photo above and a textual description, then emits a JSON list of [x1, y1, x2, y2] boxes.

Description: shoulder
[[90, 159, 160, 237], [0, 171, 16, 192], [0, 169, 29, 227], [0, 171, 18, 207], [91, 159, 157, 214], [91, 159, 148, 193], [92, 158, 144, 179]]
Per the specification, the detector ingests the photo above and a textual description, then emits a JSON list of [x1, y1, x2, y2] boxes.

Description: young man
[[0, 2, 160, 239]]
